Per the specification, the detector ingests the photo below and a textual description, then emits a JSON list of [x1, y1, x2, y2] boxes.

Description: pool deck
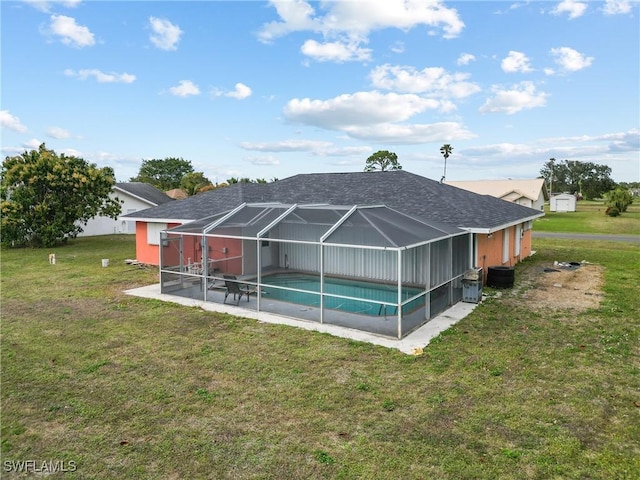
[[124, 283, 479, 355]]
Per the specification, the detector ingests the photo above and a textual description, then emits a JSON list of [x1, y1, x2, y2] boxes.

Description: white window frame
[[502, 228, 510, 264], [147, 222, 168, 246]]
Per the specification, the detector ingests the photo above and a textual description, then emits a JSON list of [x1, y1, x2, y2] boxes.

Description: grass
[[2, 233, 639, 479], [534, 200, 640, 234]]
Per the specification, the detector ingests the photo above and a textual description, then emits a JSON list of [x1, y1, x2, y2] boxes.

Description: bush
[[606, 207, 620, 217]]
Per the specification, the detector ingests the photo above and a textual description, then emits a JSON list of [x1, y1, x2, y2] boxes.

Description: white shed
[[550, 193, 577, 212]]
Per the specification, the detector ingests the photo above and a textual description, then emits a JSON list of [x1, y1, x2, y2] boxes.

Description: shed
[[550, 193, 577, 212]]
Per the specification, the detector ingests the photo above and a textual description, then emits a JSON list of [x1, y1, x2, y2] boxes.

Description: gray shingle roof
[[115, 182, 174, 206], [122, 171, 543, 230]]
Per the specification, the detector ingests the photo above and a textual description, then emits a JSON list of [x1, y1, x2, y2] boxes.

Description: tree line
[[1, 144, 634, 247]]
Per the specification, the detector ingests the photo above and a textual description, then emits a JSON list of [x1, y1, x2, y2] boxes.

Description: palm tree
[[439, 144, 453, 182]]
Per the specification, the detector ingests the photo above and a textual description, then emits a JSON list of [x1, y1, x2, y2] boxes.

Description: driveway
[[533, 232, 640, 243]]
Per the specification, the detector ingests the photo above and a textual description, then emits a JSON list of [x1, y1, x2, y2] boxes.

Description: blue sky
[[2, 0, 639, 184]]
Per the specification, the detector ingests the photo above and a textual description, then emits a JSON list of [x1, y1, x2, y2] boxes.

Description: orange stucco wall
[[476, 224, 532, 282], [134, 221, 181, 265]]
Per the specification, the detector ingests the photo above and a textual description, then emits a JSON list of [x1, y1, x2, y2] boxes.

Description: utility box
[[462, 268, 483, 303]]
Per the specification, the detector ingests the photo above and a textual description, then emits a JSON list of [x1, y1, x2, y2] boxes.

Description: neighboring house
[[78, 182, 173, 237], [445, 178, 548, 212], [550, 193, 577, 212], [123, 171, 545, 276], [165, 188, 188, 200]]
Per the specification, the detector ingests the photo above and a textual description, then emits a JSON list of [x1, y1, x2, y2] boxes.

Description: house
[[445, 178, 548, 212], [78, 182, 173, 237], [124, 171, 544, 273], [123, 171, 544, 339], [550, 193, 577, 212]]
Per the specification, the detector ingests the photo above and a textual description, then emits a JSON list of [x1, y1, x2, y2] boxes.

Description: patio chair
[[223, 275, 255, 305]]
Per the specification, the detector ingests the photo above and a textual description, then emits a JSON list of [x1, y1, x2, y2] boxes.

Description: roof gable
[[115, 182, 174, 206]]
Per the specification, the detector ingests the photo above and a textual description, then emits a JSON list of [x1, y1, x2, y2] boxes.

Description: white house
[[550, 193, 577, 212], [445, 179, 547, 212], [78, 182, 173, 237]]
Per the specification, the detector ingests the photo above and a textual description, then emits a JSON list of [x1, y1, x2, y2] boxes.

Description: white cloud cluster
[[169, 80, 200, 97], [479, 81, 548, 115], [0, 110, 28, 133], [64, 68, 136, 83], [258, 0, 464, 63], [48, 14, 95, 47], [551, 0, 588, 19], [149, 16, 183, 51], [283, 90, 474, 144], [370, 64, 481, 99], [501, 51, 533, 73], [603, 0, 633, 15]]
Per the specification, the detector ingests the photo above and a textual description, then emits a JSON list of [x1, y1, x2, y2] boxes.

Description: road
[[533, 232, 640, 243]]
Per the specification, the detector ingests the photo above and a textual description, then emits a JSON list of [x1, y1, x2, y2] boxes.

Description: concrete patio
[[125, 283, 479, 355]]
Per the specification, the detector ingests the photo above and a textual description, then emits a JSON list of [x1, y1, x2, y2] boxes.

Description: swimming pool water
[[260, 273, 424, 316]]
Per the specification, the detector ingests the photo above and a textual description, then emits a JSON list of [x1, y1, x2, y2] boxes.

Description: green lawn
[[534, 200, 640, 234], [1, 234, 639, 479]]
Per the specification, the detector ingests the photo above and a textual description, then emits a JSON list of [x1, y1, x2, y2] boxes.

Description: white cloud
[[168, 80, 200, 97], [149, 17, 183, 51], [258, 1, 464, 63], [247, 155, 280, 166], [369, 64, 481, 99], [46, 126, 71, 139], [48, 14, 95, 47], [257, 0, 319, 43], [64, 68, 136, 83], [226, 83, 252, 100], [501, 51, 533, 73], [479, 81, 548, 115], [603, 0, 633, 15], [551, 0, 588, 19], [21, 0, 81, 13], [0, 110, 28, 133], [284, 91, 441, 129], [301, 39, 372, 62], [549, 47, 593, 72], [457, 53, 476, 66], [342, 122, 476, 144], [240, 139, 333, 152], [282, 91, 475, 144], [24, 138, 43, 149]]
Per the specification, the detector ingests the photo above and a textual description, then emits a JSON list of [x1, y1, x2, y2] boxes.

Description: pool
[[260, 273, 425, 316]]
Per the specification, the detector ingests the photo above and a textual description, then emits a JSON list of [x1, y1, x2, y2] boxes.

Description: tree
[[180, 172, 212, 196], [604, 188, 633, 215], [364, 150, 402, 172], [1, 144, 121, 247], [130, 157, 194, 191], [439, 144, 453, 182], [540, 159, 615, 200]]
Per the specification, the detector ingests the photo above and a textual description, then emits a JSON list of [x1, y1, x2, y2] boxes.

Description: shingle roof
[[123, 171, 543, 231], [115, 182, 174, 206]]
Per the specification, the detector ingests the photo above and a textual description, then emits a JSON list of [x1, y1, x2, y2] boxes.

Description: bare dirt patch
[[501, 262, 605, 313]]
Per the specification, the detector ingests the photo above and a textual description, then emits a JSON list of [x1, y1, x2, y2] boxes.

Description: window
[[147, 222, 168, 245], [502, 228, 510, 264]]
